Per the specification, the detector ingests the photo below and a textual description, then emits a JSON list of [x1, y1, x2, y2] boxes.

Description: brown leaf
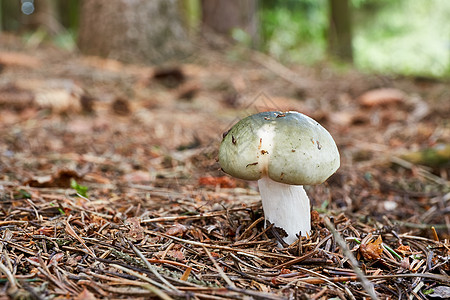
[[358, 88, 406, 107], [25, 169, 81, 188], [123, 170, 151, 183], [198, 176, 236, 188], [0, 51, 41, 68], [153, 67, 185, 88], [48, 252, 64, 267], [168, 250, 185, 262], [74, 288, 97, 300], [35, 226, 55, 236], [396, 244, 412, 256], [177, 82, 200, 100], [13, 79, 84, 113], [111, 97, 131, 115], [124, 217, 144, 241], [360, 235, 383, 260], [166, 223, 187, 237]]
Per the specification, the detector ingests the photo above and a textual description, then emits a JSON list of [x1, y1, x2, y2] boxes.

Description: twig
[[217, 260, 275, 287], [65, 215, 96, 258], [236, 216, 264, 240], [227, 285, 285, 300], [141, 206, 256, 224], [201, 245, 235, 288], [128, 241, 180, 293], [285, 267, 346, 300], [282, 272, 449, 284], [147, 230, 296, 260], [397, 221, 448, 230], [111, 263, 175, 298], [0, 261, 18, 295], [324, 217, 378, 300], [273, 250, 318, 269], [391, 156, 449, 186]]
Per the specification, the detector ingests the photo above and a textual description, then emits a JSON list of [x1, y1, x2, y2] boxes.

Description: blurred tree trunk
[[25, 0, 62, 35], [1, 0, 21, 31], [328, 0, 353, 62], [57, 0, 79, 31], [1, 0, 62, 34], [201, 0, 259, 47], [78, 0, 190, 64]]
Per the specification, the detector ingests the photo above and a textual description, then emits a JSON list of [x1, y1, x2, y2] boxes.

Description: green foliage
[[260, 0, 450, 77], [354, 0, 450, 77], [16, 189, 31, 199], [423, 288, 434, 295], [231, 28, 252, 47], [260, 0, 327, 64], [70, 178, 88, 198]]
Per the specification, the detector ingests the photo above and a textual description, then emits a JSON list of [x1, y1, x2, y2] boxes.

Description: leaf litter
[[0, 34, 449, 299]]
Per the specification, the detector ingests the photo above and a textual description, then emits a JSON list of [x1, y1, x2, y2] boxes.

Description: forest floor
[[0, 34, 449, 299]]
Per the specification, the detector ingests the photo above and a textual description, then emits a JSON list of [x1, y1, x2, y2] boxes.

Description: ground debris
[[0, 34, 449, 299]]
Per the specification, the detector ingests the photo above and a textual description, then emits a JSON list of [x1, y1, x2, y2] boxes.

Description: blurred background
[[1, 0, 449, 77]]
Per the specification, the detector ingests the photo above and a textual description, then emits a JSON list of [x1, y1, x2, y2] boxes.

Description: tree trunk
[[57, 0, 80, 31], [201, 0, 259, 47], [77, 0, 190, 64], [1, 0, 62, 35], [1, 0, 21, 31], [328, 0, 353, 62], [25, 0, 62, 35]]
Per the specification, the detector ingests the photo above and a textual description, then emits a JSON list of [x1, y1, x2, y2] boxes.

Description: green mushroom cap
[[219, 111, 340, 185]]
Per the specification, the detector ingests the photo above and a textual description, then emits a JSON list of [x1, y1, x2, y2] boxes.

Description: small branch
[[0, 261, 18, 295], [141, 206, 257, 224], [128, 241, 180, 294], [324, 217, 378, 300], [274, 250, 317, 269], [111, 263, 174, 299], [227, 285, 285, 300], [147, 230, 296, 260], [201, 245, 235, 288]]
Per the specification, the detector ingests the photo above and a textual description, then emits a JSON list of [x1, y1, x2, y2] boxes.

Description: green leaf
[[423, 289, 434, 295], [16, 189, 32, 199], [70, 178, 88, 198]]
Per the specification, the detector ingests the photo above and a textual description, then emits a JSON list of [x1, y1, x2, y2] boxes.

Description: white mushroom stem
[[257, 176, 311, 245]]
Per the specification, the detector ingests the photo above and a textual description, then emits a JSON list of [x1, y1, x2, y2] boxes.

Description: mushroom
[[219, 111, 340, 245]]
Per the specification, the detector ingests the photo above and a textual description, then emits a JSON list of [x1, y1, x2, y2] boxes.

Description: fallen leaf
[[153, 67, 185, 88], [177, 82, 200, 100], [396, 244, 412, 256], [25, 169, 81, 188], [123, 170, 151, 183], [35, 226, 54, 236], [166, 223, 187, 237], [0, 51, 41, 68], [14, 79, 84, 113], [198, 176, 236, 188], [74, 288, 97, 300], [111, 97, 131, 115], [48, 252, 64, 267], [360, 235, 383, 260], [125, 217, 144, 241], [168, 250, 185, 261], [425, 286, 450, 298], [358, 88, 406, 107]]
